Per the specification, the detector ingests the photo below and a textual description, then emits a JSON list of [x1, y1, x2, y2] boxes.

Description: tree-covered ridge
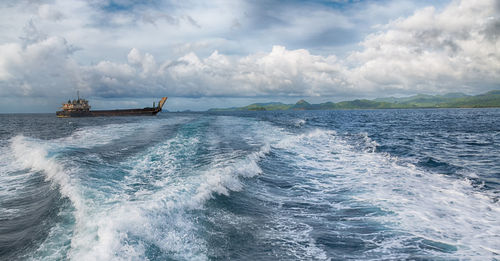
[[208, 90, 500, 111]]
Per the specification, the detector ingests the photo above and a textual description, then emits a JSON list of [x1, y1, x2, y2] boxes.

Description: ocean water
[[0, 109, 499, 260]]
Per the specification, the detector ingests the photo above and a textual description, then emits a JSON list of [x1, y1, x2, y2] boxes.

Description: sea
[[0, 109, 499, 260]]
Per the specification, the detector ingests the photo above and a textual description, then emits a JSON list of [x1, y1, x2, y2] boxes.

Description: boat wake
[[0, 112, 498, 260]]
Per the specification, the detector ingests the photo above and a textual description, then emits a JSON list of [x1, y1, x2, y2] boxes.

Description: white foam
[[66, 131, 208, 260], [5, 135, 93, 260], [191, 147, 266, 207], [273, 128, 500, 258], [295, 119, 306, 127], [0, 145, 36, 217], [10, 115, 495, 259], [1, 116, 197, 260], [54, 117, 192, 149], [10, 136, 84, 215], [65, 117, 272, 260], [358, 131, 379, 153]]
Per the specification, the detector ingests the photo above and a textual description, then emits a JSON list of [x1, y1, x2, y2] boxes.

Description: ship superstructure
[[61, 94, 91, 113]]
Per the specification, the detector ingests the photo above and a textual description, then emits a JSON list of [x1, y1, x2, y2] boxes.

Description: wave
[[4, 114, 498, 260], [3, 136, 83, 260], [272, 128, 500, 258], [10, 136, 84, 215], [191, 143, 269, 207], [63, 117, 272, 260], [53, 117, 192, 149], [4, 117, 192, 260]]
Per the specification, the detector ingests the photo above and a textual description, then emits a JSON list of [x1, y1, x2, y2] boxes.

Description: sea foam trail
[[53, 117, 191, 149], [10, 136, 84, 217], [274, 128, 500, 259], [193, 117, 332, 260], [7, 114, 497, 260], [5, 117, 190, 260], [65, 117, 272, 260], [6, 135, 86, 260]]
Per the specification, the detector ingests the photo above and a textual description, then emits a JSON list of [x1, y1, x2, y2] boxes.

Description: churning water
[[0, 109, 499, 260]]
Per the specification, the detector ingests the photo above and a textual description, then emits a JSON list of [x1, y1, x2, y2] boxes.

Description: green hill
[[208, 90, 500, 111], [243, 102, 290, 111], [438, 90, 500, 108], [290, 99, 312, 110]]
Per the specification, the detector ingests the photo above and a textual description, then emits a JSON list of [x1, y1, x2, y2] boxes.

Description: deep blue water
[[0, 109, 499, 260]]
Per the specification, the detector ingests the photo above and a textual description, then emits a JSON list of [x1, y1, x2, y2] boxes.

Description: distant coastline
[[208, 90, 500, 111]]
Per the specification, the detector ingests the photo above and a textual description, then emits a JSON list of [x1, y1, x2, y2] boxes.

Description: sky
[[0, 0, 498, 112]]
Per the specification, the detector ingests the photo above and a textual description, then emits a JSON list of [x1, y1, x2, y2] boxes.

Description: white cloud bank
[[348, 0, 500, 94], [0, 0, 498, 102]]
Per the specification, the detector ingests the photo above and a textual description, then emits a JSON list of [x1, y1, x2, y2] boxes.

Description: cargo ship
[[56, 94, 167, 117]]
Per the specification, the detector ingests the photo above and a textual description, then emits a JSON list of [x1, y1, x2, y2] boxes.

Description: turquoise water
[[0, 109, 499, 260]]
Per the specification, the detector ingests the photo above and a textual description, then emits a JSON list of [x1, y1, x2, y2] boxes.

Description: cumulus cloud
[[347, 0, 500, 94], [0, 22, 82, 97], [0, 0, 498, 104], [79, 46, 348, 98]]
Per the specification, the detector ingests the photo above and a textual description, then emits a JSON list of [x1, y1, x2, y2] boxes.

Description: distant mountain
[[440, 90, 500, 108], [208, 90, 500, 111], [290, 99, 312, 110], [374, 93, 470, 105], [243, 102, 289, 111], [440, 92, 470, 99]]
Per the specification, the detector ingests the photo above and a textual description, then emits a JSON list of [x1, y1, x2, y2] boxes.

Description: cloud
[[38, 4, 65, 21], [19, 20, 48, 46], [85, 0, 202, 28], [0, 0, 498, 108], [346, 0, 500, 94], [0, 35, 82, 97], [79, 46, 348, 98], [75, 0, 500, 97]]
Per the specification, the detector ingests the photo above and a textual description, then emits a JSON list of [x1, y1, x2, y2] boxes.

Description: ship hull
[[56, 108, 160, 117]]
